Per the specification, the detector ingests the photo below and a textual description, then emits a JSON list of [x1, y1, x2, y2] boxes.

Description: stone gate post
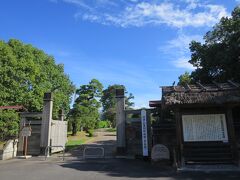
[[40, 92, 53, 154], [115, 89, 126, 154]]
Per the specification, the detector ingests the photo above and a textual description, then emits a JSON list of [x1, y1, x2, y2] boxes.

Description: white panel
[[141, 109, 148, 156], [182, 114, 228, 142]]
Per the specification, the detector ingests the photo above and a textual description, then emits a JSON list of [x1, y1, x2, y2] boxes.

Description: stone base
[[17, 155, 32, 159]]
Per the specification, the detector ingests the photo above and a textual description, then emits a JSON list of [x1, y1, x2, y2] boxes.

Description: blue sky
[[0, 0, 239, 108]]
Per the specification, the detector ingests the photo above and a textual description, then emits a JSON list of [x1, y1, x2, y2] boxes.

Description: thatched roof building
[[161, 81, 240, 107]]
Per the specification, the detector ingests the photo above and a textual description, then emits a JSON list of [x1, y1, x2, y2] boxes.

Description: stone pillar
[[40, 92, 53, 154], [59, 109, 64, 121], [115, 89, 126, 154]]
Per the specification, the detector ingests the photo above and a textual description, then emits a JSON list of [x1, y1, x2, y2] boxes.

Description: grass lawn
[[66, 131, 94, 151]]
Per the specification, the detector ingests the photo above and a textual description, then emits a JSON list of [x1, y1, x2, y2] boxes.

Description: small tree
[[178, 72, 192, 86], [70, 79, 103, 135], [101, 84, 134, 127]]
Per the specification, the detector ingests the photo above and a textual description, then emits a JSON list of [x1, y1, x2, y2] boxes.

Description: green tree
[[0, 39, 75, 139], [101, 84, 134, 127], [70, 79, 103, 135], [187, 7, 240, 83], [0, 39, 75, 117], [178, 72, 192, 85], [0, 110, 19, 141]]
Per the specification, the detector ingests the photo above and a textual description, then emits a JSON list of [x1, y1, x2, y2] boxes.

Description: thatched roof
[[162, 81, 240, 107]]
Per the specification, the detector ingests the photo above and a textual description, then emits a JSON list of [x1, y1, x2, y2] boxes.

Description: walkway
[[67, 129, 116, 159]]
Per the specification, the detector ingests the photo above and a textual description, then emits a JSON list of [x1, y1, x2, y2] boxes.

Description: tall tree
[[0, 39, 74, 139], [101, 84, 134, 127], [70, 79, 103, 135], [187, 7, 240, 83], [0, 39, 75, 115]]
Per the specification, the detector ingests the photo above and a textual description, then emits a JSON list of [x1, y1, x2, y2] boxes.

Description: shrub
[[98, 120, 111, 128], [87, 129, 94, 137]]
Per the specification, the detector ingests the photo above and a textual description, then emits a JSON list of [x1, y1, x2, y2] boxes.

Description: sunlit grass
[[66, 131, 94, 151]]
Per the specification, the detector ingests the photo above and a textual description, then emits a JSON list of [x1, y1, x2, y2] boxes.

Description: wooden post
[[175, 107, 184, 167], [226, 107, 239, 165], [23, 136, 28, 157], [59, 109, 64, 121], [115, 89, 126, 154]]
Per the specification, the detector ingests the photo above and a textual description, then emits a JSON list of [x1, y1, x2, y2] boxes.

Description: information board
[[21, 126, 32, 137], [182, 114, 228, 142]]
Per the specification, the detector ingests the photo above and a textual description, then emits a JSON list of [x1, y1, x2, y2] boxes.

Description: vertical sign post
[[141, 109, 148, 156], [21, 125, 32, 157]]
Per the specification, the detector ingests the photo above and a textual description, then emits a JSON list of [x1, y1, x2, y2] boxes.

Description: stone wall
[[0, 139, 18, 160]]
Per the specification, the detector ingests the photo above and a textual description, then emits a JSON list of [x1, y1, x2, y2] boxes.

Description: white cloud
[[173, 57, 195, 70], [54, 0, 229, 28], [160, 31, 203, 70]]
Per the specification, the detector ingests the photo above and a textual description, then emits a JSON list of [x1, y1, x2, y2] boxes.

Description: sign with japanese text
[[182, 114, 228, 142], [141, 109, 148, 156]]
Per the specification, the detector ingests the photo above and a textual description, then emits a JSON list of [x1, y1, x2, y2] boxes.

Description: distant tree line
[[69, 81, 134, 136], [178, 7, 240, 85]]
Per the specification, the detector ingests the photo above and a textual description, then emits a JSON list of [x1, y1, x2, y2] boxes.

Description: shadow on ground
[[62, 140, 240, 179], [60, 158, 240, 179]]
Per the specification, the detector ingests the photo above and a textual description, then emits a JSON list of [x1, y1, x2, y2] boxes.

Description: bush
[[87, 129, 94, 137], [98, 120, 111, 128], [0, 110, 19, 141]]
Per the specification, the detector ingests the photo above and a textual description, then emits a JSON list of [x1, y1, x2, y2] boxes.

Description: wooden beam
[[226, 107, 239, 165], [196, 82, 207, 91], [175, 108, 184, 168], [212, 81, 223, 90], [185, 83, 192, 92], [227, 80, 240, 88], [173, 86, 177, 92]]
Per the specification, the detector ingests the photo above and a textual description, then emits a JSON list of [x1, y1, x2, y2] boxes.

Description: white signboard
[[182, 114, 228, 142], [21, 126, 32, 137], [141, 109, 148, 156]]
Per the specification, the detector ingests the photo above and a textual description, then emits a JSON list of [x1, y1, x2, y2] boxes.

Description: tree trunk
[[72, 122, 77, 136]]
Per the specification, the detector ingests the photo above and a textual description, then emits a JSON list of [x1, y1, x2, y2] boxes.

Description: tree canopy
[[70, 79, 103, 135], [178, 72, 192, 86], [0, 39, 75, 117], [178, 7, 240, 84], [101, 84, 134, 127]]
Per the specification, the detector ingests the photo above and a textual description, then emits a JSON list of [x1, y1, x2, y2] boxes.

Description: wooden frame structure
[[151, 81, 240, 167]]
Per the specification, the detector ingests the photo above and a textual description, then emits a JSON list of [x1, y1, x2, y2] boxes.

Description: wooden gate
[[18, 113, 42, 155]]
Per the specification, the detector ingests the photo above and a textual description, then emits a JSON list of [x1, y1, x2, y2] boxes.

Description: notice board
[[182, 114, 228, 142]]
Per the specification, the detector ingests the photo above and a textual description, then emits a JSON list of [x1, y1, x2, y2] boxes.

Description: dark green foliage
[[101, 84, 134, 127], [0, 39, 75, 117], [184, 7, 240, 83], [70, 79, 103, 135], [0, 110, 19, 141]]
